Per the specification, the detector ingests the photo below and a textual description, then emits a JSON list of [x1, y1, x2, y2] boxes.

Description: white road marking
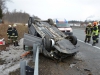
[[77, 39, 100, 50]]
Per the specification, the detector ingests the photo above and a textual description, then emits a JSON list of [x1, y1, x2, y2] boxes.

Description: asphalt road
[[38, 28, 100, 75], [9, 28, 100, 75], [73, 28, 100, 75]]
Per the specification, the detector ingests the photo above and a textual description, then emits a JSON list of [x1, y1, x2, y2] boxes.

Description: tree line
[[0, 0, 41, 24], [2, 10, 41, 23], [68, 20, 96, 25], [3, 10, 30, 23], [0, 0, 96, 24]]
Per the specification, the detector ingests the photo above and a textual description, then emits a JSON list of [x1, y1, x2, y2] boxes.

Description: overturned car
[[23, 17, 79, 60]]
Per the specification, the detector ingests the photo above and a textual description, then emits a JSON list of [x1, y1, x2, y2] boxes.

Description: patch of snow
[[0, 38, 31, 75]]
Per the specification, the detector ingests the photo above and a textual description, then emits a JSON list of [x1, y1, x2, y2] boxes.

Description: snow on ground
[[0, 38, 31, 75]]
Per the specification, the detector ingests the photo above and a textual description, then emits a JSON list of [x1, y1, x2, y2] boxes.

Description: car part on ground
[[0, 38, 5, 45]]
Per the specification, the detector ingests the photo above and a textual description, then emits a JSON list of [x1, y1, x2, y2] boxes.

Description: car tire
[[48, 19, 54, 25], [28, 17, 35, 27], [69, 35, 77, 45], [43, 35, 52, 52]]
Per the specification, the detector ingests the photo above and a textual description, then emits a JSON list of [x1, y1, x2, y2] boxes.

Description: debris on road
[[20, 51, 31, 58], [69, 63, 76, 68], [84, 69, 91, 72]]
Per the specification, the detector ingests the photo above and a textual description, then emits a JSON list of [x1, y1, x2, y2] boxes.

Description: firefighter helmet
[[13, 24, 17, 27], [88, 23, 91, 25], [88, 23, 92, 26], [8, 25, 11, 27], [93, 22, 97, 26]]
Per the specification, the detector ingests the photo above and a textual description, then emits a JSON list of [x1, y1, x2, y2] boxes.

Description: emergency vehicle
[[54, 19, 73, 35]]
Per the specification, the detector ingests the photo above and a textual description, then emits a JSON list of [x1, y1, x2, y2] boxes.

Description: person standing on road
[[7, 25, 12, 44], [97, 21, 100, 43], [11, 24, 19, 46], [92, 22, 99, 46], [84, 23, 92, 43]]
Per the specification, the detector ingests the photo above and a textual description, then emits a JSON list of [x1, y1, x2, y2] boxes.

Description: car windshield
[[56, 23, 70, 28]]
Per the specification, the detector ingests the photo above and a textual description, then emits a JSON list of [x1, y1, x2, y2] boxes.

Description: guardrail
[[20, 43, 40, 75]]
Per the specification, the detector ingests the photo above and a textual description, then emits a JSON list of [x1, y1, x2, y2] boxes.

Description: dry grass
[[0, 24, 28, 50]]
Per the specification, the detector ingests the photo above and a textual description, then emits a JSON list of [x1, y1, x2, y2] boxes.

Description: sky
[[6, 0, 100, 21]]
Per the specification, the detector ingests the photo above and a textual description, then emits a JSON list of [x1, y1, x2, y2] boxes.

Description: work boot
[[92, 43, 96, 46], [16, 41, 19, 46], [96, 40, 98, 43], [14, 42, 16, 46], [84, 40, 86, 43], [87, 41, 90, 43]]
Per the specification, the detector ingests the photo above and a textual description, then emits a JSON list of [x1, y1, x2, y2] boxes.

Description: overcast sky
[[6, 0, 100, 21]]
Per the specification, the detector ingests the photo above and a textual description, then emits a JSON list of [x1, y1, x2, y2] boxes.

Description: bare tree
[[0, 6, 3, 19], [3, 10, 30, 23], [0, 0, 11, 19]]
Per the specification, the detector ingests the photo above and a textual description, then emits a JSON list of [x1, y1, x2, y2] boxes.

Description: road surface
[[9, 28, 100, 75], [73, 28, 100, 75], [38, 28, 100, 75]]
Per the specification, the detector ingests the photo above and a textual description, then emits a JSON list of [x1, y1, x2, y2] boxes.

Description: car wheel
[[43, 35, 52, 52], [28, 17, 35, 27], [48, 19, 54, 25], [69, 35, 77, 45]]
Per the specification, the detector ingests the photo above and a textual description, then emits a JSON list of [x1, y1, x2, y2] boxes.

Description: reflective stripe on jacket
[[92, 26, 98, 36], [7, 27, 12, 36], [12, 27, 18, 36]]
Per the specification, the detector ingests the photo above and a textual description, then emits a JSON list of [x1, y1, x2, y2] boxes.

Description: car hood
[[54, 39, 79, 54]]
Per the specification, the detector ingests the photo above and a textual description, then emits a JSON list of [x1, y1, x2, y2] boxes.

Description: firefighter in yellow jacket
[[92, 22, 99, 46], [96, 21, 100, 43]]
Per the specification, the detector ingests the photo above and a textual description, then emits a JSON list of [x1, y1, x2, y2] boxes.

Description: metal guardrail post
[[33, 43, 39, 75], [20, 60, 27, 75], [20, 43, 39, 75], [33, 44, 37, 62]]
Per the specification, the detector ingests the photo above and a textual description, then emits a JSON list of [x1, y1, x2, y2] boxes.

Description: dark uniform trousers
[[97, 25, 100, 43]]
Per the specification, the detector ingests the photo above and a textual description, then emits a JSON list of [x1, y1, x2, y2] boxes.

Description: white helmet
[[8, 25, 11, 27], [88, 23, 91, 25], [13, 24, 17, 27]]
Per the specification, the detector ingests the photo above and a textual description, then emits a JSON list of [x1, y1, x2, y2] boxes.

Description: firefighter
[[84, 23, 92, 43], [7, 25, 12, 44], [98, 24, 100, 33], [11, 24, 19, 46], [92, 22, 99, 46], [97, 21, 100, 43]]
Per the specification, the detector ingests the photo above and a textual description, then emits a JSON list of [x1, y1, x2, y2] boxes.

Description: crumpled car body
[[23, 17, 79, 60]]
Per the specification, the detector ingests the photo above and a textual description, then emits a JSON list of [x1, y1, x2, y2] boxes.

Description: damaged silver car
[[23, 17, 79, 60]]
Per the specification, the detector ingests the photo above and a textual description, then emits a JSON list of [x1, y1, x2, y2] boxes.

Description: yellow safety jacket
[[92, 26, 98, 36]]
